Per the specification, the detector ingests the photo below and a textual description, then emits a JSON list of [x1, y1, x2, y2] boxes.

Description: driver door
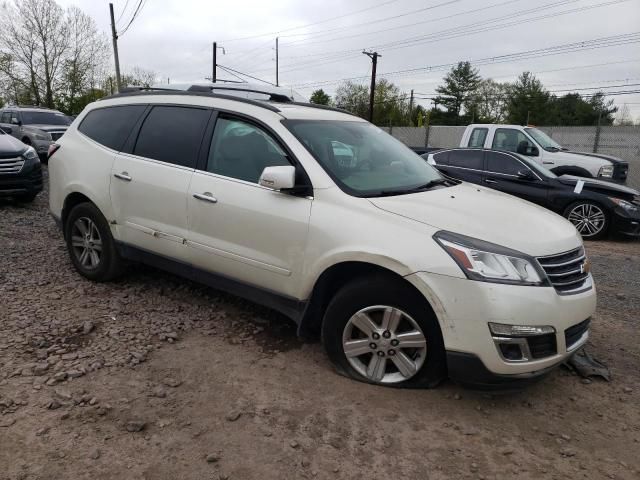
[[187, 114, 312, 298]]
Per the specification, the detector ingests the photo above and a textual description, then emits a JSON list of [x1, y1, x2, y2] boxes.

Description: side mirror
[[517, 170, 535, 180], [259, 165, 296, 190], [10, 118, 21, 126]]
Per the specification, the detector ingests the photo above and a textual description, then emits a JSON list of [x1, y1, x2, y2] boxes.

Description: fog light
[[499, 343, 524, 361], [489, 323, 555, 337]]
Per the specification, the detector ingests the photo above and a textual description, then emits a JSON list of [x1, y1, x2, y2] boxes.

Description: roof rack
[[5, 104, 50, 109], [103, 86, 357, 117], [102, 88, 283, 113]]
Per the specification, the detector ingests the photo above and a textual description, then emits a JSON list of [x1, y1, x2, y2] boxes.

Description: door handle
[[114, 172, 132, 182], [484, 179, 498, 184], [193, 192, 218, 204], [542, 161, 554, 165]]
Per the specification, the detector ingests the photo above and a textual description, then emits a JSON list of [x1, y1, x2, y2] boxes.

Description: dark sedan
[[0, 127, 43, 202], [423, 148, 640, 240]]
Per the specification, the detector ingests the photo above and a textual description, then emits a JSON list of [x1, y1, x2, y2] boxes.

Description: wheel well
[[61, 192, 93, 234], [551, 166, 593, 178], [298, 261, 434, 340]]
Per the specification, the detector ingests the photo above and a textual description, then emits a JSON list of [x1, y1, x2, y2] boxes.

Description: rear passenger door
[[441, 149, 485, 185], [110, 105, 212, 262], [484, 151, 549, 205], [186, 114, 312, 298]]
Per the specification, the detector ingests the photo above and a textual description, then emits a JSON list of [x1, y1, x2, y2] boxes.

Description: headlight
[[598, 165, 614, 178], [610, 197, 638, 213], [22, 146, 40, 164], [434, 231, 548, 286], [33, 132, 52, 141]]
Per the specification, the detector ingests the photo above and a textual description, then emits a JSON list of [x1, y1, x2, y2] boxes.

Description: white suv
[[49, 86, 596, 389]]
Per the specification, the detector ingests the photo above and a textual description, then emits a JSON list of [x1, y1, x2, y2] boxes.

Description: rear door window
[[448, 150, 483, 170], [79, 105, 147, 151], [134, 106, 210, 168], [486, 152, 529, 176], [467, 128, 488, 148], [0, 112, 11, 123]]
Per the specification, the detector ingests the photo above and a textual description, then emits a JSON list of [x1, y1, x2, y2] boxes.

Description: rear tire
[[563, 200, 610, 240], [64, 202, 124, 281], [322, 274, 446, 388]]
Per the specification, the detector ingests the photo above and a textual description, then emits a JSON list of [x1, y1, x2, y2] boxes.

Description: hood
[[543, 150, 616, 170], [564, 151, 628, 166], [557, 175, 638, 196], [26, 124, 69, 132], [0, 133, 27, 157], [368, 183, 581, 257]]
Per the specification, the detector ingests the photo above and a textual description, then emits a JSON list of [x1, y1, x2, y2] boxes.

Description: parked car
[[0, 126, 43, 202], [48, 86, 596, 389], [0, 105, 71, 158], [461, 124, 629, 183], [423, 148, 640, 240]]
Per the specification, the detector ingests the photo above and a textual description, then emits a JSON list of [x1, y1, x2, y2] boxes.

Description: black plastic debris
[[564, 347, 611, 381]]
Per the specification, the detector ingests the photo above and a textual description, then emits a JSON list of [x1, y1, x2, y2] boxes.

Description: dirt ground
[[1, 167, 639, 480]]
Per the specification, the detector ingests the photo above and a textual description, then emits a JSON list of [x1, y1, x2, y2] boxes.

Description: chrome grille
[[537, 247, 590, 295], [0, 156, 25, 174]]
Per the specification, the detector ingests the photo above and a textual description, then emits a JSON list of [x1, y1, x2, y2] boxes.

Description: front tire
[[64, 202, 124, 281], [563, 200, 610, 240], [322, 275, 446, 388]]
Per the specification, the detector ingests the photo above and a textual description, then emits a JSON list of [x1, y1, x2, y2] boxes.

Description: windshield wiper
[[376, 178, 450, 197]]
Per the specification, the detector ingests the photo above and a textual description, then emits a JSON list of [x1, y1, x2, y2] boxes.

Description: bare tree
[[614, 104, 634, 126]]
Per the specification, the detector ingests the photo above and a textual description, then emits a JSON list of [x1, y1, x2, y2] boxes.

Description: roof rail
[[284, 101, 356, 117], [102, 89, 283, 113], [187, 85, 294, 103], [5, 104, 49, 109]]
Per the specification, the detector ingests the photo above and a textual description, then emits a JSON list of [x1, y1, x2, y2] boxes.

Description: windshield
[[525, 127, 562, 151], [21, 111, 71, 126], [284, 120, 445, 196]]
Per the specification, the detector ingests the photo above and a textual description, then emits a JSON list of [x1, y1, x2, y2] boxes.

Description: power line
[[115, 0, 131, 26], [219, 0, 403, 43], [290, 32, 640, 89], [250, 0, 623, 76], [215, 64, 275, 85], [119, 0, 147, 36]]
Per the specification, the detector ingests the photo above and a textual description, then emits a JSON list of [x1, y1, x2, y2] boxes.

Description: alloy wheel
[[70, 217, 103, 269], [567, 203, 606, 238], [341, 305, 427, 384]]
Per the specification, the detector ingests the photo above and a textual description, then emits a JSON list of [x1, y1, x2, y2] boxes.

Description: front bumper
[[611, 207, 640, 237], [406, 271, 597, 381], [0, 162, 43, 196]]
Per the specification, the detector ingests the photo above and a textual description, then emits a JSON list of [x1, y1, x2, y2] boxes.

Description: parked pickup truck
[[460, 124, 629, 184]]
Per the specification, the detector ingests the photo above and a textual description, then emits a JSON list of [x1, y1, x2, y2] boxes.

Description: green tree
[[310, 89, 331, 105], [505, 72, 552, 125], [434, 61, 481, 125]]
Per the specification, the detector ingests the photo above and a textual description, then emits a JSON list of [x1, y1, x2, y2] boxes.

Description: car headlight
[[598, 165, 614, 178], [33, 132, 52, 141], [610, 197, 638, 213], [22, 146, 40, 164], [434, 231, 549, 286]]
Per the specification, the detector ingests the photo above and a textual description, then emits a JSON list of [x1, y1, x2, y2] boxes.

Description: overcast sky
[[58, 0, 640, 119]]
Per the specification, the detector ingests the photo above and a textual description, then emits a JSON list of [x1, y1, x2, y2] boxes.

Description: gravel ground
[[1, 167, 639, 480]]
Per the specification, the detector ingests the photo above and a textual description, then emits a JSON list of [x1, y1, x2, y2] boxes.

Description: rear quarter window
[[78, 105, 147, 151], [432, 151, 449, 165]]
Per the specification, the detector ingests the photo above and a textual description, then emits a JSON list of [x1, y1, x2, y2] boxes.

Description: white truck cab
[[460, 124, 629, 184]]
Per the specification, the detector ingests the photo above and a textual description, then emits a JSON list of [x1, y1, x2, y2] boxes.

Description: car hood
[[564, 151, 628, 166], [557, 175, 638, 196], [368, 183, 581, 257], [0, 133, 27, 156]]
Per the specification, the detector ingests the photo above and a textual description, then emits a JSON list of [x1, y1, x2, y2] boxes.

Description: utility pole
[[212, 42, 217, 83], [409, 89, 414, 124], [109, 3, 122, 92], [275, 37, 279, 87], [363, 50, 380, 123]]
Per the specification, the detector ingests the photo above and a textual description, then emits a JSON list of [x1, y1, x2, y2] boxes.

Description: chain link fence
[[382, 125, 640, 189]]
